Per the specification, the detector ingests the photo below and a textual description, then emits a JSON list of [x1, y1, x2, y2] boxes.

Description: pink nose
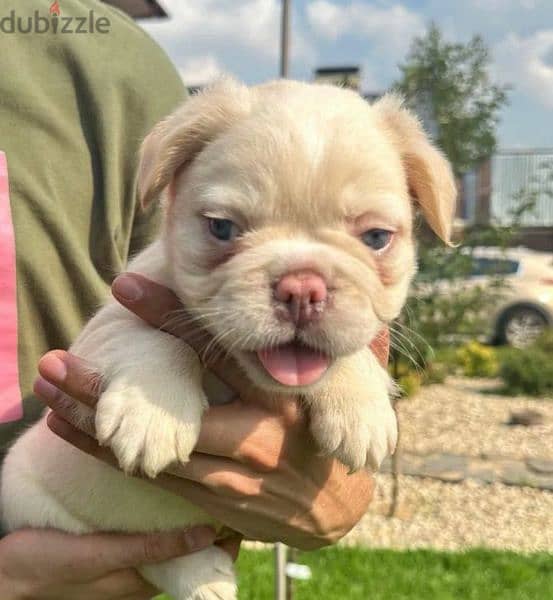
[[274, 270, 327, 326]]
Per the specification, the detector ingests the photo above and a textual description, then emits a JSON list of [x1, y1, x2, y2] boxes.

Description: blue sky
[[141, 0, 553, 149]]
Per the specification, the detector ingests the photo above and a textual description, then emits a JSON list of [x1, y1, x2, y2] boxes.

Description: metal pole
[[276, 7, 291, 594], [275, 542, 288, 600], [280, 0, 290, 78]]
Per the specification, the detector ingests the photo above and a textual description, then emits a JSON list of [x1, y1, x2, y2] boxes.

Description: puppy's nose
[[274, 270, 327, 326]]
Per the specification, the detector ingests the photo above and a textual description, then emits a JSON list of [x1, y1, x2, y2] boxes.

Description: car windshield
[[470, 257, 520, 276]]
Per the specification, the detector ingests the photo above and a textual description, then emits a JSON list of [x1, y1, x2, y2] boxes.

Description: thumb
[[77, 527, 217, 574]]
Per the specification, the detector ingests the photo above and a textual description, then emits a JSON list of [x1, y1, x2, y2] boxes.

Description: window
[[470, 257, 520, 277]]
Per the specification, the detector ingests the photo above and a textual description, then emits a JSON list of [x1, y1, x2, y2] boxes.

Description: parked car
[[465, 247, 553, 347]]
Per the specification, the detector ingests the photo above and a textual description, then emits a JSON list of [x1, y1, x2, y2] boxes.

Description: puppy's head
[[138, 79, 456, 391]]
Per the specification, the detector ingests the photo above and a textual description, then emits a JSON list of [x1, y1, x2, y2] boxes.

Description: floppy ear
[[374, 94, 457, 245], [138, 78, 253, 208]]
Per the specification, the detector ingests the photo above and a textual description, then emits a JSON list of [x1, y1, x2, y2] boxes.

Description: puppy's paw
[[310, 400, 397, 472], [141, 546, 237, 600], [95, 374, 204, 477], [191, 579, 237, 600]]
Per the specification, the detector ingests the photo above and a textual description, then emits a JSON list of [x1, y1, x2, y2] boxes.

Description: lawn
[[235, 547, 553, 600]]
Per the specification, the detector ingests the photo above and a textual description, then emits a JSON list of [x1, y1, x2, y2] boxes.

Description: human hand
[[0, 525, 216, 600], [35, 274, 388, 550]]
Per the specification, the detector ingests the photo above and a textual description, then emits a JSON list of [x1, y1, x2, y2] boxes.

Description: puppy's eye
[[361, 229, 393, 251], [208, 218, 239, 242]]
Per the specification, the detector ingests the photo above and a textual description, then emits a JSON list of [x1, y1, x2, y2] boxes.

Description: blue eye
[[208, 218, 239, 241], [361, 229, 393, 250]]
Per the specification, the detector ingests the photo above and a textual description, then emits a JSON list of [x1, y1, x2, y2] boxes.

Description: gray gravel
[[343, 377, 553, 552], [398, 376, 553, 460], [344, 474, 553, 552], [249, 377, 553, 553]]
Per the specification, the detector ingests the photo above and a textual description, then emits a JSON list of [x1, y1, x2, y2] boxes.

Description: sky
[[140, 0, 553, 149]]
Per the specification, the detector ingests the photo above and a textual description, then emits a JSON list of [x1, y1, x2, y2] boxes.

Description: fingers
[[76, 528, 217, 574], [216, 535, 242, 562], [168, 453, 263, 498], [36, 350, 102, 408], [112, 274, 249, 392], [370, 327, 390, 367], [92, 569, 160, 599], [112, 273, 181, 330]]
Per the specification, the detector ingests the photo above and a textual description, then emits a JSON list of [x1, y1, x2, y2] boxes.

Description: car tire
[[495, 305, 549, 348]]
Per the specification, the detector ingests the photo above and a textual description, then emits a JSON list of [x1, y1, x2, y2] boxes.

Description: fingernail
[[183, 526, 216, 551], [39, 353, 67, 383], [112, 275, 143, 302], [34, 377, 60, 402]]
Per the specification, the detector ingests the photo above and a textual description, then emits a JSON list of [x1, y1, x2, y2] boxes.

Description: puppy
[[1, 79, 455, 599]]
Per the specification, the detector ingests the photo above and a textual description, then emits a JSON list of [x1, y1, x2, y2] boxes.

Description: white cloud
[[306, 1, 424, 90], [471, 0, 544, 9], [307, 1, 424, 54], [143, 0, 314, 75], [178, 55, 224, 86], [494, 30, 553, 109]]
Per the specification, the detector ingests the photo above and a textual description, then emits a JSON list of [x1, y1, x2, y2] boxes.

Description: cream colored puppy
[[1, 79, 455, 599]]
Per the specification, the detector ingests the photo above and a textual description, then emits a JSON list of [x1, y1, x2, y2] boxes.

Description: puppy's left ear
[[374, 94, 457, 245], [138, 78, 253, 208]]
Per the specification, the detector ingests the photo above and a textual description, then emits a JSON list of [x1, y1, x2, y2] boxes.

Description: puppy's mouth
[[256, 341, 331, 386]]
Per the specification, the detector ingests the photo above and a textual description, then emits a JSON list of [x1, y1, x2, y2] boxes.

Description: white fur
[[1, 79, 455, 599]]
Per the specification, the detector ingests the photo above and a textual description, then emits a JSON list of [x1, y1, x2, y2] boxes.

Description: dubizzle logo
[[0, 1, 111, 34]]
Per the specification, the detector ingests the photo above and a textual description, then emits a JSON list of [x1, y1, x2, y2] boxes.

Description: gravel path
[[344, 377, 553, 552], [398, 377, 553, 460], [344, 474, 553, 552]]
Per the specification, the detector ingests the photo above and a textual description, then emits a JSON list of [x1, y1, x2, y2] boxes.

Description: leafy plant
[[397, 371, 422, 398], [499, 331, 553, 396], [456, 341, 498, 377], [394, 23, 509, 177]]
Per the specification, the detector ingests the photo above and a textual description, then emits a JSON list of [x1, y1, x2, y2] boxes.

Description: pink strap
[[0, 152, 23, 423]]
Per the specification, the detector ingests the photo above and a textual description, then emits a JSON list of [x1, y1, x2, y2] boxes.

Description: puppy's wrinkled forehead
[[185, 92, 409, 227]]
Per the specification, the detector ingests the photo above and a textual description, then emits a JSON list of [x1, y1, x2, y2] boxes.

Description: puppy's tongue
[[257, 344, 330, 386]]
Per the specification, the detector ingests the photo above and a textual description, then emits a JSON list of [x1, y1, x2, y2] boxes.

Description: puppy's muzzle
[[273, 270, 327, 326]]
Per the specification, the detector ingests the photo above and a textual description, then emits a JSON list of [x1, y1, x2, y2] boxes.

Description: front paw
[[95, 376, 204, 477], [310, 401, 397, 472]]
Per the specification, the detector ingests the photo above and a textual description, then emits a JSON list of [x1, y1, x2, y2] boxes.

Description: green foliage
[[391, 188, 536, 381], [499, 331, 553, 396], [235, 547, 553, 599], [397, 370, 422, 397], [421, 360, 449, 384], [533, 327, 553, 354], [456, 341, 499, 377], [394, 23, 509, 176]]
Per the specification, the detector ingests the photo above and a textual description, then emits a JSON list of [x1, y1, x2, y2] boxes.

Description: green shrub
[[398, 371, 422, 397], [421, 361, 449, 384], [456, 341, 499, 377], [533, 328, 553, 354], [500, 346, 553, 396]]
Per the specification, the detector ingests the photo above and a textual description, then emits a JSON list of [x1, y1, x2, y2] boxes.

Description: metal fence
[[490, 150, 553, 226]]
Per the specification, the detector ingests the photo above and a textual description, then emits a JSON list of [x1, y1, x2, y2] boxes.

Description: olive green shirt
[[0, 0, 185, 455]]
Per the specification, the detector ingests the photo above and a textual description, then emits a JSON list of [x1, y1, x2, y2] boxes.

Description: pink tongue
[[257, 344, 330, 386]]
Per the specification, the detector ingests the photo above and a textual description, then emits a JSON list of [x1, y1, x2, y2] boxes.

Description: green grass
[[155, 547, 553, 599], [236, 547, 553, 600]]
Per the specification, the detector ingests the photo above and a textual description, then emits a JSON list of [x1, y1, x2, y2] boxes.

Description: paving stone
[[507, 409, 545, 426], [500, 462, 535, 487], [419, 453, 468, 475], [526, 458, 553, 475], [424, 470, 465, 484], [468, 468, 497, 484], [381, 450, 553, 489]]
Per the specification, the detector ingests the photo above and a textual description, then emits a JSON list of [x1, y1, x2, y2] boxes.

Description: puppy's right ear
[[138, 78, 253, 208]]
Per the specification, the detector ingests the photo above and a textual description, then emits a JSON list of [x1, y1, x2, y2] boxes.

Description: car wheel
[[496, 306, 548, 348]]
